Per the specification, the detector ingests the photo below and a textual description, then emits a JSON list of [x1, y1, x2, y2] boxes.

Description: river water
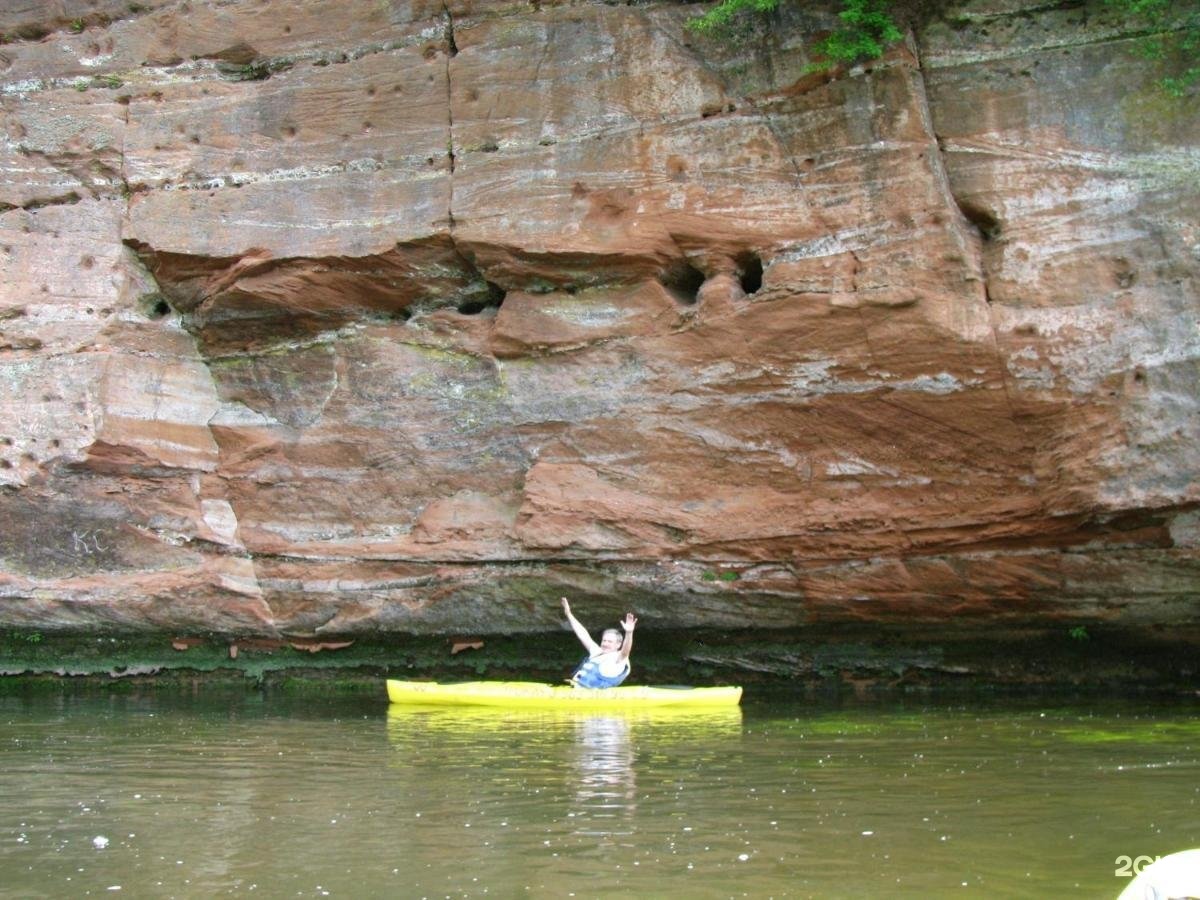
[[1, 689, 1197, 898]]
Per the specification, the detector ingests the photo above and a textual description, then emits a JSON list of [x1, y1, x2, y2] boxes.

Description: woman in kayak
[[561, 597, 637, 688]]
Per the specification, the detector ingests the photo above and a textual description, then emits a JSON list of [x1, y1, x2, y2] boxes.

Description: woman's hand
[[621, 612, 637, 632]]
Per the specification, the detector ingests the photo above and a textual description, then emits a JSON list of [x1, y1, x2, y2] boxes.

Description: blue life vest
[[571, 654, 630, 689]]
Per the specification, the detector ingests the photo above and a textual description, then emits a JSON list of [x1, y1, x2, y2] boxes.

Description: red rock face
[[0, 0, 1196, 640]]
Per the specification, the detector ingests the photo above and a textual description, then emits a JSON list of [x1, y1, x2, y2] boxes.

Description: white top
[[589, 650, 631, 679]]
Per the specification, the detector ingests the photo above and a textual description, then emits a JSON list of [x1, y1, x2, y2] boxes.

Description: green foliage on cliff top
[[809, 0, 902, 68], [688, 0, 902, 69], [1108, 0, 1199, 96], [689, 0, 1197, 96], [687, 0, 781, 36]]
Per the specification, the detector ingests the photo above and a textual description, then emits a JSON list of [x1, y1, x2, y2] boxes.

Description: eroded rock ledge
[[0, 0, 1196, 681]]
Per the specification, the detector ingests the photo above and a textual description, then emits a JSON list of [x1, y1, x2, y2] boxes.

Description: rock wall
[[0, 0, 1197, 651]]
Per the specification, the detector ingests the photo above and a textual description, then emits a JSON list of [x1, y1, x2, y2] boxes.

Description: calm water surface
[[1, 690, 1197, 898]]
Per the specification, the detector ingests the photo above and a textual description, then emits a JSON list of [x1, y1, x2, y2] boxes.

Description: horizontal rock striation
[[0, 0, 1196, 675]]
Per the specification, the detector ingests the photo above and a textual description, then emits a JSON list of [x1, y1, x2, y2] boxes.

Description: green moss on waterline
[[0, 626, 1196, 697]]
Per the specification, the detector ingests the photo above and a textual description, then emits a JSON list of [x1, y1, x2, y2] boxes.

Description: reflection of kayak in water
[[386, 679, 742, 709], [385, 702, 743, 742], [384, 705, 743, 802]]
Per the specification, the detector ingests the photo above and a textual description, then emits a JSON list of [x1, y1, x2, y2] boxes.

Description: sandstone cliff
[[0, 0, 1196, 676]]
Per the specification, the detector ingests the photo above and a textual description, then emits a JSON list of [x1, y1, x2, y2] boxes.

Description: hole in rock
[[147, 298, 171, 318], [957, 200, 1001, 242], [1111, 257, 1136, 289], [15, 25, 51, 40], [738, 253, 764, 296], [660, 261, 706, 305], [457, 281, 506, 316]]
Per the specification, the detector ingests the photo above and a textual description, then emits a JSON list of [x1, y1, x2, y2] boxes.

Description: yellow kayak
[[386, 679, 743, 709], [386, 703, 743, 730]]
